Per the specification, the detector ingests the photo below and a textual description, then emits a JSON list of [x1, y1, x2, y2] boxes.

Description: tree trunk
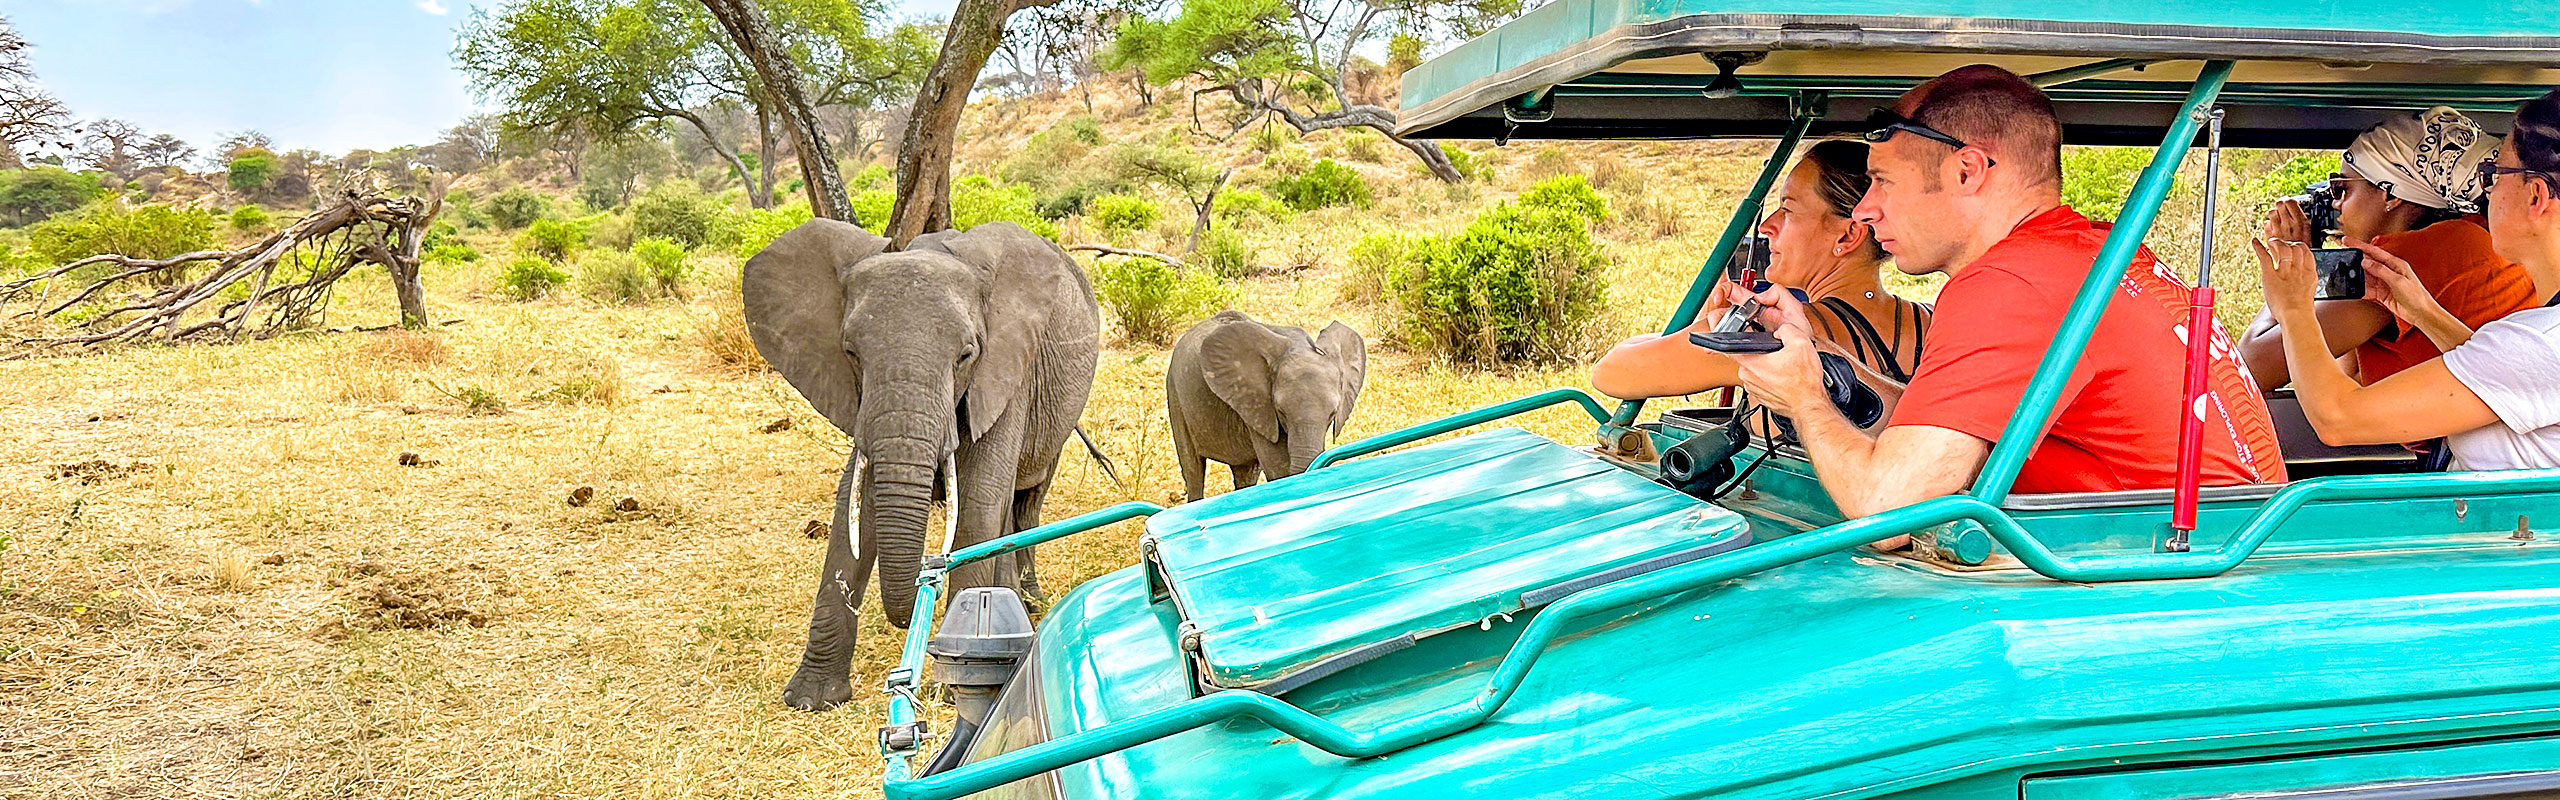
[[700, 0, 855, 222], [390, 188, 444, 328], [754, 100, 779, 209], [673, 110, 762, 201], [1187, 167, 1233, 255], [888, 0, 1046, 248]]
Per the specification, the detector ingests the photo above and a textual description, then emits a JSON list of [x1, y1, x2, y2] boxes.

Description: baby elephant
[[1168, 311, 1368, 502]]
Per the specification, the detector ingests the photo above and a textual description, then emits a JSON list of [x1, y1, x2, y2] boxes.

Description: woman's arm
[[2257, 236, 2501, 445], [1588, 323, 1741, 400], [2236, 301, 2391, 391]]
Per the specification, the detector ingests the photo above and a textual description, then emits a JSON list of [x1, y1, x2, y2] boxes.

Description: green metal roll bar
[[874, 58, 2560, 800]]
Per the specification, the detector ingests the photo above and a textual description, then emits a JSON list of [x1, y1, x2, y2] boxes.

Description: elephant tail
[[1074, 425, 1123, 486]]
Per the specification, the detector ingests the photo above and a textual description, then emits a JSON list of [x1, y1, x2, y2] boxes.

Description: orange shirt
[[1890, 206, 2286, 494], [2357, 217, 2539, 382]]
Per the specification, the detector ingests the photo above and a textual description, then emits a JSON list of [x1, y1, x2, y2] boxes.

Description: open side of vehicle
[[873, 3, 2560, 798]]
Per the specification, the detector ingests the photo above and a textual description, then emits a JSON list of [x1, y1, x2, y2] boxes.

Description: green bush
[[2244, 152, 2343, 205], [1093, 256, 1236, 345], [851, 190, 896, 231], [631, 237, 691, 295], [228, 205, 270, 232], [848, 163, 892, 192], [953, 175, 1058, 238], [442, 189, 485, 229], [498, 255, 569, 300], [1088, 194, 1161, 238], [581, 212, 633, 250], [1212, 188, 1292, 224], [1344, 231, 1414, 304], [0, 167, 106, 227], [1247, 125, 1296, 153], [425, 242, 480, 264], [1197, 228, 1254, 280], [519, 217, 587, 262], [725, 203, 814, 261], [1439, 143, 1493, 182], [2059, 146, 2163, 223], [226, 150, 276, 193], [630, 182, 725, 247], [422, 221, 459, 250], [1517, 175, 1610, 223], [30, 203, 215, 273], [1339, 130, 1385, 163], [486, 187, 550, 230], [1269, 159, 1372, 211], [1385, 197, 1610, 364], [578, 250, 651, 303], [1061, 115, 1104, 146]]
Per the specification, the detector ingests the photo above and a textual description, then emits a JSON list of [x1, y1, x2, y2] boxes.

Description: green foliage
[[228, 205, 270, 232], [1338, 129, 1384, 163], [1516, 175, 1609, 223], [425, 242, 481, 264], [442, 189, 486, 229], [630, 182, 725, 247], [1088, 194, 1161, 238], [1384, 195, 1610, 363], [1345, 230, 1414, 304], [30, 203, 215, 269], [851, 190, 896, 230], [848, 163, 892, 192], [0, 167, 107, 227], [1439, 143, 1492, 182], [1061, 115, 1104, 146], [952, 176, 1058, 238], [1092, 256, 1236, 345], [726, 203, 815, 261], [583, 211, 635, 250], [486, 187, 551, 230], [423, 221, 460, 250], [226, 149, 276, 193], [1247, 125, 1295, 153], [1197, 227, 1254, 279], [519, 217, 587, 261], [1269, 159, 1372, 211], [498, 255, 569, 300], [1212, 188, 1292, 224], [2059, 146, 2163, 223], [631, 237, 691, 295], [2244, 152, 2343, 204], [578, 249, 652, 303], [1034, 180, 1114, 220]]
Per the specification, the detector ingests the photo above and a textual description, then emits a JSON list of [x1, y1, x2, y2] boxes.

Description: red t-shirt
[[1891, 206, 2287, 494]]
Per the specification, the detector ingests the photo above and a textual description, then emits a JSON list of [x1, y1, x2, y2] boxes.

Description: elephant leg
[[783, 452, 873, 712], [1230, 463, 1260, 492], [1175, 436, 1208, 503], [1007, 483, 1053, 604], [949, 408, 1028, 598]]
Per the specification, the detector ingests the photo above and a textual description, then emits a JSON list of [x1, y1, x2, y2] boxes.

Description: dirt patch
[[331, 562, 495, 633], [49, 458, 151, 484]]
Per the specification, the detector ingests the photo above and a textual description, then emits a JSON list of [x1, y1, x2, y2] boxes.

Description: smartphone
[[1721, 235, 1771, 283], [2311, 247, 2364, 301]]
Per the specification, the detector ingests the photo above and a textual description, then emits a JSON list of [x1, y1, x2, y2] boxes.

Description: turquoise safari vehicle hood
[[1013, 431, 2560, 799]]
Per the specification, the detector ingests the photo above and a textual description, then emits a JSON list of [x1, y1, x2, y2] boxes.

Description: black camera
[[2287, 178, 2344, 245]]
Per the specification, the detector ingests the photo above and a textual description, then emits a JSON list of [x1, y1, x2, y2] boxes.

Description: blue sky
[[4, 0, 953, 161]]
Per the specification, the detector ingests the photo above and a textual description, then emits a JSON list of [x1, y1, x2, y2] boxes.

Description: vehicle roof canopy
[[1395, 0, 2560, 147]]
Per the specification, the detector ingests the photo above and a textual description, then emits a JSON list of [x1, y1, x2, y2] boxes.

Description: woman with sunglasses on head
[[2240, 107, 2536, 392], [2258, 90, 2560, 470], [1591, 140, 1931, 400]]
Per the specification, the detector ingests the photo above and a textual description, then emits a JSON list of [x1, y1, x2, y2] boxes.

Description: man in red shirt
[[1731, 65, 2285, 524]]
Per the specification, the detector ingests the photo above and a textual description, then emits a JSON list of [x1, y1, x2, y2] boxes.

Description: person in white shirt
[[2256, 88, 2560, 470]]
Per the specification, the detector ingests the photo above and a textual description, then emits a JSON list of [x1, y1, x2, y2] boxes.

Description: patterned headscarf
[[2344, 106, 2502, 214]]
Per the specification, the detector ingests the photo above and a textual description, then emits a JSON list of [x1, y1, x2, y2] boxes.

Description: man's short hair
[[1897, 65, 2063, 187]]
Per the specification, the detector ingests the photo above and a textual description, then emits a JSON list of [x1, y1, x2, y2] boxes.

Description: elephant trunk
[[868, 450, 940, 629], [1277, 417, 1331, 480]]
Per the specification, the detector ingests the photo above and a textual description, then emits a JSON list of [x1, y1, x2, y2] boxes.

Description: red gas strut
[[2169, 107, 2227, 553]]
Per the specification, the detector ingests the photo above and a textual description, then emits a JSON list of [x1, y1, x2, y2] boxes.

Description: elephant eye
[[958, 344, 979, 365]]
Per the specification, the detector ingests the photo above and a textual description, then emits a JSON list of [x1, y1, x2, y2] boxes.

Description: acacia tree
[[1108, 0, 1520, 182], [0, 16, 69, 170], [76, 118, 143, 180], [138, 134, 196, 171], [459, 0, 780, 207]]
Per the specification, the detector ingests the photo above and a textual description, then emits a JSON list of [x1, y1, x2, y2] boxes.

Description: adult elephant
[[744, 219, 1098, 712]]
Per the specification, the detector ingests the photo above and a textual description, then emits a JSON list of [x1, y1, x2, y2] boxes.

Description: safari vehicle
[[875, 3, 2560, 798]]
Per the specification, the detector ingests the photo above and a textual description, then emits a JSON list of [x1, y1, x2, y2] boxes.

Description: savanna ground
[[0, 87, 2314, 798]]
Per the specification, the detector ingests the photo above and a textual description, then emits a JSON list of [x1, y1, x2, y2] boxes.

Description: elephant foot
[[781, 666, 854, 712]]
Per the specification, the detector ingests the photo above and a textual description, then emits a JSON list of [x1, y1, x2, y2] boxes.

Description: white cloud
[[417, 0, 450, 14]]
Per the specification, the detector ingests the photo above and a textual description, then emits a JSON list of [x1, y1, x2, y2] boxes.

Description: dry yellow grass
[[0, 83, 2294, 799]]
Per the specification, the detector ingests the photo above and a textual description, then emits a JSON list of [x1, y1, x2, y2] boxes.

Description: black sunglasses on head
[[1862, 109, 1996, 167]]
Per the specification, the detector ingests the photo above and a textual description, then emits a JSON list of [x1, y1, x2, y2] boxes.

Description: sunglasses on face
[[2477, 159, 2557, 189], [1862, 109, 1997, 167]]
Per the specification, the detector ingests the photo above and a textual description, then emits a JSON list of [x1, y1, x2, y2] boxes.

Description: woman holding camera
[[2240, 107, 2536, 391], [2257, 90, 2560, 470], [1591, 140, 1931, 400]]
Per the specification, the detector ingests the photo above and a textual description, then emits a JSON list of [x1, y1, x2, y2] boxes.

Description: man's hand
[[1729, 285, 1826, 417]]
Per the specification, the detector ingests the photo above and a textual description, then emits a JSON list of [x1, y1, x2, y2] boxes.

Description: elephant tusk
[[939, 452, 961, 555]]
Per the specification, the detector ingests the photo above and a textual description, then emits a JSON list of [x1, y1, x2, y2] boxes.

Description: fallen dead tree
[[0, 189, 442, 349]]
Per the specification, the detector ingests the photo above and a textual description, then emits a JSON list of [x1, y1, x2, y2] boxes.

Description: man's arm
[[1787, 405, 1990, 518]]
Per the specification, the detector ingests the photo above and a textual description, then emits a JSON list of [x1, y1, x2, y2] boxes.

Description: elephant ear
[[1315, 321, 1368, 438], [914, 222, 1073, 441], [1199, 314, 1290, 442], [743, 218, 889, 436]]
